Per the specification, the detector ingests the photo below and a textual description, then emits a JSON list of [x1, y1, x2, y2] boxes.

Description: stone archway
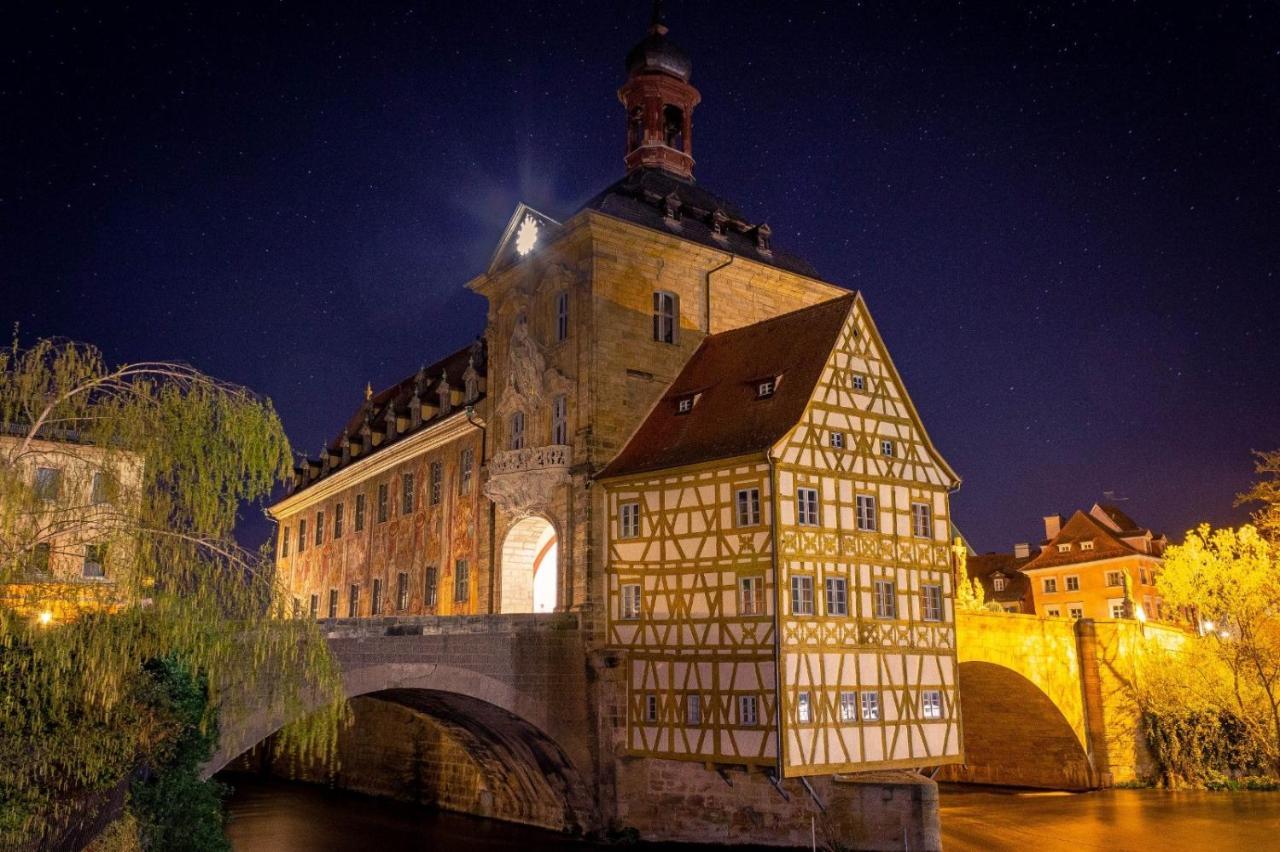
[[499, 516, 558, 613]]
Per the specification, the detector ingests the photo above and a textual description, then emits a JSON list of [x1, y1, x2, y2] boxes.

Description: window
[[619, 502, 640, 539], [686, 694, 702, 726], [28, 543, 51, 576], [851, 373, 866, 391], [735, 488, 760, 527], [91, 471, 110, 504], [371, 578, 383, 615], [653, 291, 678, 343], [873, 579, 897, 619], [1057, 543, 1072, 553], [921, 584, 943, 622], [1066, 575, 1080, 592], [829, 432, 844, 449], [34, 467, 61, 500], [840, 691, 858, 723], [1045, 606, 1062, 617], [348, 584, 360, 618], [861, 691, 881, 721], [377, 483, 389, 523], [645, 694, 658, 722], [797, 691, 812, 723], [922, 690, 943, 720], [1139, 567, 1148, 584], [83, 544, 106, 578], [308, 594, 319, 619], [880, 439, 896, 458], [334, 503, 344, 539], [1110, 599, 1126, 619], [281, 527, 291, 558], [825, 577, 848, 616], [459, 449, 474, 494], [756, 379, 775, 398], [355, 493, 366, 531], [396, 572, 409, 611], [424, 566, 438, 607], [911, 503, 932, 538], [315, 511, 325, 546], [791, 575, 814, 616], [992, 575, 1006, 592], [621, 583, 642, 620], [509, 412, 525, 450], [1106, 570, 1124, 587], [552, 395, 568, 445], [555, 290, 570, 342], [796, 488, 819, 526], [297, 519, 307, 552], [1043, 578, 1058, 594], [430, 462, 443, 506], [676, 396, 694, 414], [327, 588, 339, 619], [856, 494, 877, 532], [739, 576, 765, 615], [454, 559, 469, 602], [1081, 540, 1095, 551], [739, 695, 759, 726], [403, 472, 416, 514], [1069, 605, 1084, 620]]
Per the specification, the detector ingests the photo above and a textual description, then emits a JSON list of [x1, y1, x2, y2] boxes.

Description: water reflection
[[223, 773, 1280, 852]]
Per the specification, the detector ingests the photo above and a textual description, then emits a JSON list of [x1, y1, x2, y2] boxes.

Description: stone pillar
[[1074, 618, 1114, 787]]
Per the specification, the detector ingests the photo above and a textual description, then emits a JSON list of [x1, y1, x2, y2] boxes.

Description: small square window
[[676, 395, 695, 414], [1045, 606, 1062, 617], [1065, 575, 1080, 592], [851, 374, 866, 391], [839, 691, 858, 723], [1058, 543, 1072, 553], [757, 379, 775, 398], [880, 439, 896, 458], [861, 691, 880, 721], [1043, 578, 1058, 594], [1106, 571, 1124, 587], [1069, 605, 1084, 619], [922, 690, 943, 720], [797, 691, 812, 724], [739, 695, 759, 725], [1081, 540, 1095, 551], [993, 576, 1006, 592], [829, 432, 844, 449]]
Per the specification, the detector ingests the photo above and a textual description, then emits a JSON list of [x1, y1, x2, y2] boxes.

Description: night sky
[[4, 2, 1277, 552]]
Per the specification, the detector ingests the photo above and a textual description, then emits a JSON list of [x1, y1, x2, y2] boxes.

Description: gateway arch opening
[[500, 516, 558, 613]]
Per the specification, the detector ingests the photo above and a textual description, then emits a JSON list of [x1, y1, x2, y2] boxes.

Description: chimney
[[1044, 514, 1063, 540], [1013, 542, 1031, 559]]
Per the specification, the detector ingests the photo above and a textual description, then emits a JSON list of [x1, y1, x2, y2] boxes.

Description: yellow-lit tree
[[1157, 524, 1280, 772], [1239, 449, 1280, 543]]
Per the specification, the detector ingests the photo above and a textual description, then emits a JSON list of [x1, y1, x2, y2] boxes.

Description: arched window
[[509, 411, 525, 451], [663, 105, 684, 150], [653, 291, 679, 343], [554, 290, 570, 342]]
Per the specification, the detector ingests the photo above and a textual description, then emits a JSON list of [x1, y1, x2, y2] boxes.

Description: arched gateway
[[499, 515, 558, 613]]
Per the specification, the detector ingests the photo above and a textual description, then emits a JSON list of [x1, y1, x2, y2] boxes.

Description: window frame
[[1065, 575, 1080, 592], [739, 576, 765, 616], [921, 583, 943, 622], [1043, 577, 1058, 594], [796, 691, 812, 724], [735, 487, 761, 527], [839, 691, 858, 723], [619, 502, 640, 539], [555, 290, 570, 343], [790, 575, 815, 616], [861, 690, 881, 722], [327, 588, 339, 619], [315, 511, 325, 546], [402, 471, 416, 514], [653, 291, 678, 344], [377, 483, 389, 523], [82, 543, 107, 579], [552, 395, 568, 445], [334, 502, 344, 539], [453, 559, 469, 603], [911, 502, 933, 538], [430, 461, 443, 506], [851, 373, 866, 391], [825, 576, 848, 616], [396, 571, 409, 611], [922, 690, 943, 720], [880, 439, 896, 458], [873, 578, 897, 619], [424, 566, 438, 608], [355, 493, 366, 531], [371, 578, 383, 616], [347, 583, 360, 618], [829, 431, 845, 449], [459, 448, 474, 494], [509, 411, 525, 450], [796, 487, 820, 527], [686, 693, 702, 726], [855, 493, 877, 532], [739, 695, 759, 726], [621, 583, 642, 620]]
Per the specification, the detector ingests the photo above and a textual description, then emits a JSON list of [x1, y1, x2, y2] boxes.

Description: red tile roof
[[598, 294, 856, 479], [1021, 510, 1140, 571]]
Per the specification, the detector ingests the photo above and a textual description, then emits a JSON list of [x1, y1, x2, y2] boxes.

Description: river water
[[222, 774, 1280, 851]]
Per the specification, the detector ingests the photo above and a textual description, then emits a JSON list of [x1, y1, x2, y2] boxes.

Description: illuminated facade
[[271, 6, 962, 790]]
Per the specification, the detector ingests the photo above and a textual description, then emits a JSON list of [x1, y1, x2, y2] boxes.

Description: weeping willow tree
[[0, 337, 345, 846]]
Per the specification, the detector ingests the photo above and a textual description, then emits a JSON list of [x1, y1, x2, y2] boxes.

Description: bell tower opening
[[618, 1, 701, 179], [499, 516, 558, 614]]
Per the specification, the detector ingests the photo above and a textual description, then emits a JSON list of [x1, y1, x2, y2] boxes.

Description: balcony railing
[[488, 444, 571, 476]]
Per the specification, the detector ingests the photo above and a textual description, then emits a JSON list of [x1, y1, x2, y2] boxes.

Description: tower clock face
[[515, 215, 539, 256]]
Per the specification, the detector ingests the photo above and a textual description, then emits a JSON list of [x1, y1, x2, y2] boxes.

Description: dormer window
[[1081, 540, 1095, 551], [756, 379, 775, 399], [993, 575, 1007, 592], [1057, 543, 1072, 553], [675, 393, 699, 414]]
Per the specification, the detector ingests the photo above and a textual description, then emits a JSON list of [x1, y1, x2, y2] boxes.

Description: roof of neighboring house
[[288, 338, 487, 495], [1092, 503, 1144, 534], [967, 553, 1033, 603], [578, 167, 819, 278], [598, 294, 855, 479], [1021, 509, 1148, 571]]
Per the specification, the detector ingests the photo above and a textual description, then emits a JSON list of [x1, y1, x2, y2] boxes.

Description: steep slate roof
[[598, 294, 855, 479], [1021, 509, 1142, 571], [967, 553, 1034, 604], [1093, 503, 1144, 534], [289, 339, 486, 494], [578, 167, 819, 278]]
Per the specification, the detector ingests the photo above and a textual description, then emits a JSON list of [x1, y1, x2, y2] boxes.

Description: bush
[[1143, 709, 1272, 788]]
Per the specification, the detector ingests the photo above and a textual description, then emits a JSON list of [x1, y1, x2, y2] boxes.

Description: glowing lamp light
[[37, 611, 54, 627], [1134, 604, 1147, 623], [515, 214, 539, 256], [1201, 620, 1215, 633]]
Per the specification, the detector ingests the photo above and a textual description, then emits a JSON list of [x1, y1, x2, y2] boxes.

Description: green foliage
[[129, 658, 229, 852], [1142, 708, 1271, 788], [0, 338, 346, 846], [1238, 449, 1280, 544]]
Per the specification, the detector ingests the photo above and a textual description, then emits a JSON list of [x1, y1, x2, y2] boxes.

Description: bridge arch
[[207, 624, 597, 834]]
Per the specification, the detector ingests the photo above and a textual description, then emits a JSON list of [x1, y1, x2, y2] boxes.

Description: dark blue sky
[[4, 2, 1277, 551]]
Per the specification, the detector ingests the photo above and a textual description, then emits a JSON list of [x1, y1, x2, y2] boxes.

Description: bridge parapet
[[317, 611, 580, 638]]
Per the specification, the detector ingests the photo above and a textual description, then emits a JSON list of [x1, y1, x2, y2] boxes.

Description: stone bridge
[[207, 613, 601, 833], [940, 610, 1187, 789]]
